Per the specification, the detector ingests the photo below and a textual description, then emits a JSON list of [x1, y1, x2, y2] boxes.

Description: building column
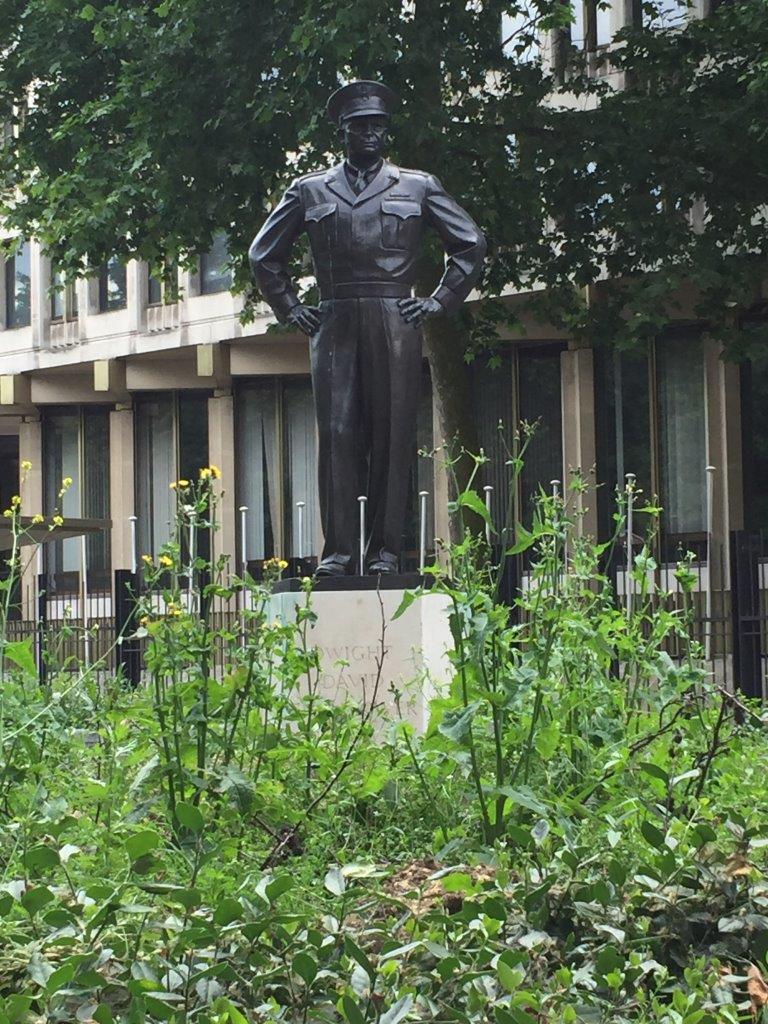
[[560, 346, 598, 538], [207, 391, 237, 572], [109, 406, 135, 571], [18, 415, 43, 619]]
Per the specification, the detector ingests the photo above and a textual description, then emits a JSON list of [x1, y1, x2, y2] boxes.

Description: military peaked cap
[[326, 80, 398, 125]]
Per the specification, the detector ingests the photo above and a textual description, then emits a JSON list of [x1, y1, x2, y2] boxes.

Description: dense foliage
[[1, 466, 767, 1022]]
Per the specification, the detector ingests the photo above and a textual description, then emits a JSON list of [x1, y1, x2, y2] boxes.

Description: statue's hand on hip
[[287, 303, 322, 335], [397, 296, 442, 327]]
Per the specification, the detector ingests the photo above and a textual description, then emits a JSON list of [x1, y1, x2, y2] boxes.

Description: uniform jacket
[[249, 160, 486, 321]]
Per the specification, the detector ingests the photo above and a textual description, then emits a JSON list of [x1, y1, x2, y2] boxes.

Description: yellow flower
[[158, 555, 173, 567], [170, 481, 178, 490], [2, 509, 12, 519], [139, 615, 149, 626], [209, 464, 222, 479], [199, 467, 212, 480], [21, 459, 32, 471], [278, 559, 288, 570], [62, 476, 73, 487], [31, 513, 44, 525], [52, 514, 64, 526], [178, 479, 189, 488], [141, 554, 153, 565], [11, 494, 21, 507]]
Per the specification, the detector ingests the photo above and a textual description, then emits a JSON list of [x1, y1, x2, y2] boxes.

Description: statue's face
[[341, 115, 389, 164]]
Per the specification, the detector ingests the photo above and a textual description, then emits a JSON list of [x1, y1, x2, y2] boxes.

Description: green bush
[[0, 461, 766, 1023]]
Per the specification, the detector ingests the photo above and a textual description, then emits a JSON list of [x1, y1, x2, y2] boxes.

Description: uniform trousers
[[310, 297, 422, 569]]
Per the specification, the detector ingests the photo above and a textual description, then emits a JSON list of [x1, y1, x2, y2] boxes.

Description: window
[[657, 332, 706, 535], [594, 331, 707, 548], [147, 267, 163, 306], [501, 7, 540, 62], [135, 393, 210, 557], [43, 408, 111, 590], [237, 379, 318, 561], [51, 267, 78, 321], [643, 0, 688, 27], [472, 346, 565, 527], [236, 374, 433, 567], [98, 256, 127, 312], [5, 240, 31, 328], [200, 233, 232, 295]]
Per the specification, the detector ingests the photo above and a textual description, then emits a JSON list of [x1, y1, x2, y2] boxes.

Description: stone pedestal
[[267, 580, 453, 732]]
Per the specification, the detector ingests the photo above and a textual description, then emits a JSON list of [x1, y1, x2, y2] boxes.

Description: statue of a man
[[250, 80, 486, 577]]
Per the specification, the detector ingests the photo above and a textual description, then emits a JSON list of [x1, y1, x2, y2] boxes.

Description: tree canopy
[[0, 0, 766, 446]]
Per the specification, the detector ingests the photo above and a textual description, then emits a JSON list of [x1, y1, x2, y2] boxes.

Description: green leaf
[[292, 950, 317, 985], [46, 962, 75, 994], [392, 589, 418, 620], [438, 702, 481, 744], [265, 874, 294, 902], [341, 995, 366, 1024], [213, 897, 242, 926], [640, 820, 665, 850], [24, 844, 60, 873], [380, 995, 413, 1024], [639, 762, 670, 784], [21, 886, 54, 916], [495, 786, 548, 815], [324, 866, 345, 896], [534, 721, 560, 760], [175, 802, 204, 833], [498, 960, 525, 992], [4, 639, 36, 677], [344, 935, 375, 981], [93, 1005, 115, 1024], [457, 488, 492, 525], [125, 830, 161, 862]]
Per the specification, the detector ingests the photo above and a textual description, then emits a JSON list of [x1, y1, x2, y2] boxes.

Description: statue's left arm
[[424, 174, 487, 315]]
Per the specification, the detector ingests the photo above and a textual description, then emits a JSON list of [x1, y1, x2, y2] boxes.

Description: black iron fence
[[3, 532, 768, 698]]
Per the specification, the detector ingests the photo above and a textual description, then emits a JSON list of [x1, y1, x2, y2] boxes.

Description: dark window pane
[[594, 346, 652, 540], [147, 266, 163, 305], [83, 409, 110, 576], [5, 241, 31, 328], [51, 269, 65, 320], [200, 233, 232, 294], [135, 396, 175, 557], [518, 347, 564, 515], [473, 351, 515, 533], [98, 256, 127, 311], [43, 411, 81, 580], [282, 380, 319, 558], [237, 382, 278, 560], [741, 349, 768, 532], [657, 331, 706, 536]]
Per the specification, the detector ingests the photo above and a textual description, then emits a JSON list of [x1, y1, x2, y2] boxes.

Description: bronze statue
[[249, 80, 486, 577]]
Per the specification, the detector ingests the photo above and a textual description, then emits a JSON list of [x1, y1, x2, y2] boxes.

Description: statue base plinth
[[272, 573, 426, 593], [267, 582, 451, 732]]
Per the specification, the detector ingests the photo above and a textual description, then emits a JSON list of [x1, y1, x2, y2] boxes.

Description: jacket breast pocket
[[305, 201, 337, 250], [381, 199, 421, 250]]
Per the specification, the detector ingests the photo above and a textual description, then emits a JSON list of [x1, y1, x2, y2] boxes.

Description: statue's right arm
[[249, 179, 305, 322]]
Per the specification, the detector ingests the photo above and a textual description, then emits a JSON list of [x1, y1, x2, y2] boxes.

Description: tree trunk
[[419, 269, 481, 541]]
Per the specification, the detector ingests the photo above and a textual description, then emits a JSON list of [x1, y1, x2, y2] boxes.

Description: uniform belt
[[320, 282, 412, 300]]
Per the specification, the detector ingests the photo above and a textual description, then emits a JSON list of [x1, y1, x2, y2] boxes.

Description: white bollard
[[358, 495, 367, 576], [419, 490, 429, 575], [705, 465, 716, 661], [626, 473, 636, 618], [129, 515, 138, 576], [81, 534, 90, 669], [483, 485, 493, 548], [296, 501, 306, 561]]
